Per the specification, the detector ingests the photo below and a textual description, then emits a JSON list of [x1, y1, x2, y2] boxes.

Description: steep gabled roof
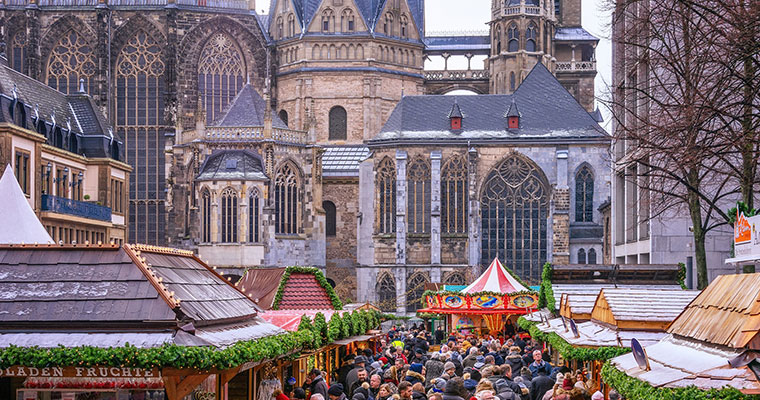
[[0, 165, 54, 244], [196, 150, 268, 182], [211, 84, 287, 128], [272, 267, 342, 310]]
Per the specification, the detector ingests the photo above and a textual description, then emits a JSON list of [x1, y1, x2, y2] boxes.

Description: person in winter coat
[[369, 374, 382, 400], [528, 351, 552, 379], [346, 356, 369, 395], [309, 369, 330, 400], [404, 363, 425, 386], [329, 384, 348, 400], [411, 382, 427, 400], [376, 384, 393, 400], [504, 347, 525, 377], [462, 348, 480, 369], [349, 369, 370, 398], [425, 353, 445, 383], [529, 370, 554, 400], [442, 378, 469, 400]]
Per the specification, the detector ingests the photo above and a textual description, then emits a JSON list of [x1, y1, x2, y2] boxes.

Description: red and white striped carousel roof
[[462, 258, 528, 294]]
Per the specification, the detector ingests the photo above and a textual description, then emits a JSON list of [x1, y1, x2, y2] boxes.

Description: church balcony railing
[[504, 5, 545, 16], [556, 60, 596, 72], [424, 69, 490, 81], [176, 0, 247, 9], [40, 194, 112, 222], [205, 126, 309, 144], [272, 128, 308, 144], [5, 0, 29, 5]]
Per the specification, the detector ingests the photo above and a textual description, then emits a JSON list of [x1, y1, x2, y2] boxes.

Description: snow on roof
[[0, 164, 53, 244]]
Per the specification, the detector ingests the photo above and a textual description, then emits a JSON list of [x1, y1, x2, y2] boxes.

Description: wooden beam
[[176, 374, 211, 400], [219, 366, 243, 386]]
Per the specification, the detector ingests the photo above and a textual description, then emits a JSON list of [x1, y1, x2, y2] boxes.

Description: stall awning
[[417, 308, 528, 315], [332, 335, 379, 345]]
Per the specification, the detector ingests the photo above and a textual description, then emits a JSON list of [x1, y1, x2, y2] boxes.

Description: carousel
[[418, 258, 538, 334]]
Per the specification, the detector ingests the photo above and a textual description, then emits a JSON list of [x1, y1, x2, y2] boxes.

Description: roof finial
[[78, 78, 86, 94], [108, 127, 114, 144], [34, 104, 39, 120], [66, 117, 72, 132], [11, 84, 17, 100], [50, 110, 56, 126]]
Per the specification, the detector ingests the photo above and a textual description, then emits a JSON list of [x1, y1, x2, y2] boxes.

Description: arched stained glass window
[[198, 33, 246, 125], [248, 188, 260, 243], [407, 273, 428, 312], [508, 24, 519, 52], [526, 22, 537, 52], [47, 30, 96, 94], [328, 106, 347, 140], [576, 166, 594, 222], [324, 200, 336, 237], [441, 154, 468, 234], [445, 272, 466, 285], [115, 30, 166, 245], [322, 8, 334, 32], [578, 248, 586, 264], [201, 189, 211, 243], [288, 14, 296, 36], [509, 72, 516, 92], [276, 17, 284, 39], [376, 157, 396, 234], [383, 13, 393, 36], [400, 14, 409, 38], [221, 187, 238, 243], [10, 31, 26, 74], [407, 157, 431, 234], [377, 273, 396, 312], [588, 248, 597, 264], [481, 154, 549, 283], [275, 162, 301, 234], [278, 109, 289, 127]]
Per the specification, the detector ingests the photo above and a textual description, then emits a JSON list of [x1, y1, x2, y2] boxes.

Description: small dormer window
[[451, 116, 461, 130], [508, 116, 519, 129], [505, 98, 520, 129], [448, 99, 463, 131]]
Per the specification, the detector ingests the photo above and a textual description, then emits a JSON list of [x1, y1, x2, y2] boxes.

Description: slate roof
[[211, 84, 288, 128], [277, 272, 335, 310], [0, 58, 121, 160], [371, 62, 608, 143], [322, 145, 370, 177], [554, 27, 599, 42], [196, 150, 268, 182], [423, 35, 490, 53]]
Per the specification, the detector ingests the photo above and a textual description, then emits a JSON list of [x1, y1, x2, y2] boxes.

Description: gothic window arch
[[576, 165, 594, 222], [494, 26, 502, 54], [400, 14, 409, 38], [383, 13, 394, 36], [115, 29, 166, 245], [47, 30, 96, 94], [276, 17, 284, 39], [323, 200, 337, 237], [526, 22, 537, 52], [376, 157, 396, 234], [377, 273, 396, 312], [275, 161, 302, 235], [322, 8, 335, 32], [445, 272, 466, 285], [221, 187, 238, 243], [441, 154, 468, 234], [278, 109, 289, 127], [481, 154, 549, 283], [508, 24, 519, 52], [356, 44, 364, 59], [201, 189, 211, 243], [288, 14, 296, 36], [198, 32, 246, 124], [328, 106, 347, 140], [341, 8, 356, 32], [408, 157, 431, 234], [577, 248, 586, 264], [588, 248, 597, 264], [10, 31, 26, 73], [509, 72, 516, 92], [407, 273, 428, 311], [248, 188, 260, 243]]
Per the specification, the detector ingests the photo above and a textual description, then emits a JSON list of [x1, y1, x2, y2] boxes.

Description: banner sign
[[735, 211, 760, 259], [0, 366, 160, 378]]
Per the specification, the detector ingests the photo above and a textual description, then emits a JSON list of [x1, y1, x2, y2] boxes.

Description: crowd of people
[[278, 323, 624, 400]]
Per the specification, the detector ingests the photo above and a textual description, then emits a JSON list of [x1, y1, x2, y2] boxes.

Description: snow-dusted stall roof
[[524, 312, 666, 348], [0, 164, 54, 244]]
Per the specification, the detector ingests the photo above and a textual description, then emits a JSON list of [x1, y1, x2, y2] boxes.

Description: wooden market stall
[[418, 258, 539, 335]]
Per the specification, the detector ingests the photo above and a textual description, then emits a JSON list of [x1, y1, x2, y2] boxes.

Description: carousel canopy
[[463, 258, 528, 294]]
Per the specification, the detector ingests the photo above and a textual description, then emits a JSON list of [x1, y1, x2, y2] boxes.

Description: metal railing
[[556, 60, 597, 72], [40, 194, 112, 222], [424, 69, 489, 81]]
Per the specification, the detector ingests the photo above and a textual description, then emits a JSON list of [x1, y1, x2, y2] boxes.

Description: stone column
[[467, 146, 480, 268], [396, 150, 407, 265], [24, 4, 40, 80], [357, 159, 375, 266], [430, 150, 441, 265], [394, 266, 406, 314], [552, 149, 570, 264], [95, 5, 110, 110]]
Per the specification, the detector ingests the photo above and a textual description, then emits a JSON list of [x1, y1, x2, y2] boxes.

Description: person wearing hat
[[441, 361, 456, 380], [473, 355, 486, 370], [308, 368, 330, 400], [425, 353, 445, 383], [346, 356, 369, 395], [329, 384, 347, 400], [293, 388, 307, 400], [404, 363, 425, 385], [427, 377, 447, 396], [443, 377, 469, 400], [411, 347, 427, 365]]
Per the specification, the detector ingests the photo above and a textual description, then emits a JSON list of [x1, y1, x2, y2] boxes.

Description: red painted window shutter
[[508, 116, 519, 129], [451, 117, 462, 130]]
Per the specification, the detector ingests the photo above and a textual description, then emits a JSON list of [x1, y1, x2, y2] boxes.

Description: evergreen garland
[[677, 262, 687, 289], [601, 362, 757, 400], [328, 312, 343, 341], [271, 266, 343, 310], [313, 312, 328, 341], [517, 317, 629, 362], [538, 263, 555, 312]]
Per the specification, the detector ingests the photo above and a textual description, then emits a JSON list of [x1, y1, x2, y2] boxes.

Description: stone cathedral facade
[[0, 0, 606, 313]]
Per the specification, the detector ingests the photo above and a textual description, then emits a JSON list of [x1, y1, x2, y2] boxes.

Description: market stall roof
[[591, 288, 699, 330], [236, 267, 286, 309], [551, 283, 683, 312], [463, 258, 528, 293], [0, 243, 283, 348], [259, 309, 337, 331], [667, 273, 760, 349], [238, 266, 340, 310], [559, 293, 597, 320], [524, 312, 665, 348], [610, 334, 760, 393], [0, 164, 54, 244]]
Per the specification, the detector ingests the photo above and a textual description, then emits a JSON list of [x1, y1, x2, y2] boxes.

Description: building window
[[322, 9, 334, 32], [275, 162, 301, 235], [377, 273, 396, 312], [526, 23, 537, 52], [248, 188, 260, 243], [56, 166, 68, 198], [341, 9, 355, 32], [578, 248, 586, 264], [278, 110, 289, 127], [46, 30, 96, 95], [444, 272, 466, 285], [481, 154, 549, 283], [509, 72, 516, 92], [276, 17, 284, 39], [10, 31, 26, 74], [115, 30, 166, 245], [400, 15, 408, 38], [324, 201, 336, 237], [198, 33, 246, 125], [407, 273, 428, 311], [111, 179, 124, 214], [14, 150, 30, 195], [441, 154, 468, 234], [288, 14, 296, 36], [384, 13, 393, 36], [376, 157, 396, 234], [201, 189, 211, 243], [588, 248, 597, 264], [221, 187, 238, 243], [328, 106, 347, 140], [71, 170, 83, 201], [508, 24, 519, 52], [576, 166, 594, 222], [494, 26, 502, 54], [41, 163, 52, 195], [407, 157, 431, 234]]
